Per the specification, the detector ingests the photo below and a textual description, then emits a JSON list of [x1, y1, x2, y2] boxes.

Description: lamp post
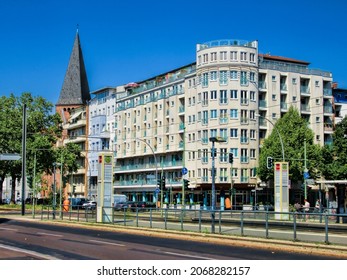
[[209, 136, 226, 233], [255, 114, 285, 161], [136, 138, 159, 207]]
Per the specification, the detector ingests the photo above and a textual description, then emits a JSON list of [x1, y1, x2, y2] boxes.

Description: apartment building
[[105, 39, 333, 208], [87, 87, 118, 200]]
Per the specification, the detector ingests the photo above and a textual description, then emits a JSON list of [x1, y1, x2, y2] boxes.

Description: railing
[[31, 205, 347, 245]]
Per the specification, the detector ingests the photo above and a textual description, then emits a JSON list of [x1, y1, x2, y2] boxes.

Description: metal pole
[[53, 163, 56, 219], [211, 140, 216, 233], [32, 152, 36, 218], [21, 103, 27, 215], [136, 138, 158, 206], [59, 155, 63, 219], [304, 139, 307, 200]]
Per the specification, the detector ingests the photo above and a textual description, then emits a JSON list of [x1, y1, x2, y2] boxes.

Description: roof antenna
[[76, 24, 79, 34]]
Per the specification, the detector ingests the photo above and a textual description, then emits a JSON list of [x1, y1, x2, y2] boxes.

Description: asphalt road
[[0, 218, 342, 260]]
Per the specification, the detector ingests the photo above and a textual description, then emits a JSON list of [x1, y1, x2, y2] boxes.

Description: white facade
[[87, 39, 333, 206]]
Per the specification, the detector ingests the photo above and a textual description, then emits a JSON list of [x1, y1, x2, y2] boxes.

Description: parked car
[[69, 198, 88, 209], [113, 194, 129, 210], [127, 201, 156, 212], [82, 201, 97, 210]]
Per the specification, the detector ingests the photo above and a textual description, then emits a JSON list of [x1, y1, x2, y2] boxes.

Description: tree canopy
[[0, 93, 80, 202], [321, 116, 347, 180], [258, 106, 322, 185]]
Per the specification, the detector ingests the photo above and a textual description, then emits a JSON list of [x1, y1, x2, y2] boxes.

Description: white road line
[[0, 243, 60, 260], [89, 239, 125, 247], [36, 232, 63, 237], [0, 227, 18, 231], [162, 251, 216, 260]]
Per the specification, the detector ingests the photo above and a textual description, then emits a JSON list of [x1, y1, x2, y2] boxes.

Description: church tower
[[56, 30, 91, 121]]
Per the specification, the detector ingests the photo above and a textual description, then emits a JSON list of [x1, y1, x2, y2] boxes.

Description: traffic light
[[183, 179, 190, 189], [72, 185, 76, 194], [161, 176, 166, 189], [267, 156, 274, 169], [229, 153, 234, 164], [157, 175, 162, 188]]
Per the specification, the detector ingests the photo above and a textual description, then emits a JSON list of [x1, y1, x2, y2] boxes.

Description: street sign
[[182, 167, 188, 175], [155, 188, 160, 194], [0, 154, 21, 161], [304, 172, 309, 179]]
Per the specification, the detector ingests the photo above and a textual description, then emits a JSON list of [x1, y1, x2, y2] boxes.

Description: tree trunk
[[0, 177, 3, 203], [11, 175, 17, 203]]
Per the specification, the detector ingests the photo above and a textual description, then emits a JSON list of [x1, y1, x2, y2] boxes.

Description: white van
[[113, 194, 128, 210]]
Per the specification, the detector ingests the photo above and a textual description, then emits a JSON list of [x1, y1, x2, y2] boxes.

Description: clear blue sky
[[1, 0, 346, 105]]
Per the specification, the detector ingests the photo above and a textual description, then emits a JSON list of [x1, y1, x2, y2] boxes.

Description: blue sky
[[1, 0, 346, 105]]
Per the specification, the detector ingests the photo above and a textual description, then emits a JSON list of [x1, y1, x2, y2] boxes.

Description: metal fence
[[32, 205, 347, 246]]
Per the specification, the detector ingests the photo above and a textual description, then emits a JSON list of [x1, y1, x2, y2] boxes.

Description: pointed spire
[[57, 31, 90, 106]]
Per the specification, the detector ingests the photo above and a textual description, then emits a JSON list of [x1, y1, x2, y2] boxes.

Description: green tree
[[0, 93, 79, 202], [321, 116, 347, 179], [258, 106, 322, 186]]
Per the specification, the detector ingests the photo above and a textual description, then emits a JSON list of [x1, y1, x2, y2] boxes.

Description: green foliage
[[0, 92, 80, 201], [258, 106, 322, 184], [321, 117, 347, 179]]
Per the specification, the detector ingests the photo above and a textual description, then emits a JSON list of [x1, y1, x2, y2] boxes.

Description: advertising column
[[97, 152, 113, 223], [274, 162, 289, 220]]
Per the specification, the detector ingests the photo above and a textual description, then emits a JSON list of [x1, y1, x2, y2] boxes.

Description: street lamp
[[255, 114, 285, 161], [209, 136, 226, 233], [136, 138, 159, 207], [52, 162, 61, 219]]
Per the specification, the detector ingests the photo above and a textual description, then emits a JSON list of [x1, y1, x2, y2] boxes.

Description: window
[[203, 53, 208, 63], [210, 109, 217, 119], [316, 98, 320, 105], [250, 72, 255, 82], [210, 129, 217, 138], [202, 73, 209, 87], [220, 90, 228, 104], [220, 51, 227, 61], [249, 110, 255, 120], [230, 70, 238, 80], [240, 71, 248, 85], [230, 51, 237, 61], [250, 129, 256, 139], [220, 148, 228, 163], [250, 168, 257, 178], [292, 78, 297, 84], [241, 129, 248, 143], [230, 148, 238, 158], [232, 168, 238, 177], [315, 81, 319, 87], [250, 53, 255, 63], [230, 90, 238, 99], [210, 90, 217, 100], [250, 91, 256, 101], [250, 149, 256, 158], [220, 109, 228, 124], [230, 109, 238, 119], [272, 113, 277, 119], [241, 90, 248, 105], [316, 116, 320, 123], [211, 52, 217, 61], [219, 70, 228, 85], [230, 128, 238, 138], [240, 52, 247, 61], [210, 71, 217, 81], [272, 75, 276, 82], [272, 94, 277, 100], [220, 128, 227, 140]]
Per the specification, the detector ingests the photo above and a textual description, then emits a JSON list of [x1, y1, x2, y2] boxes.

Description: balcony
[[323, 88, 332, 96], [324, 106, 333, 114], [201, 137, 208, 144], [280, 84, 287, 92], [300, 86, 310, 94], [258, 81, 267, 90], [301, 104, 310, 112], [259, 100, 267, 108], [280, 102, 288, 110], [240, 98, 249, 105], [240, 137, 249, 144], [324, 123, 333, 131], [240, 156, 249, 163], [241, 176, 249, 183]]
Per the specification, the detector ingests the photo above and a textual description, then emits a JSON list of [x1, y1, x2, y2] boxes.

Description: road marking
[[162, 251, 216, 260], [36, 232, 63, 237], [0, 243, 60, 260], [0, 227, 18, 231], [89, 239, 125, 247]]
